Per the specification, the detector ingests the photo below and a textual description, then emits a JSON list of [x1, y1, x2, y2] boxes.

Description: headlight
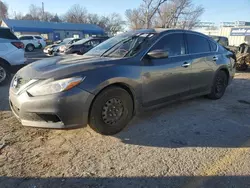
[[27, 77, 84, 96]]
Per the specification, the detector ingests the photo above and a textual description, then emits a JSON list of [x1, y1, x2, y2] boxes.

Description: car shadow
[[115, 76, 250, 148], [0, 84, 10, 111], [0, 176, 250, 188]]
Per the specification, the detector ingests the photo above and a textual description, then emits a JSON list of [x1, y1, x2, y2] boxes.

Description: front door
[[142, 33, 192, 107]]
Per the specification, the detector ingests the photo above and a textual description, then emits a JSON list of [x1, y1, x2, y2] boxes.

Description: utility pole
[[42, 2, 44, 20]]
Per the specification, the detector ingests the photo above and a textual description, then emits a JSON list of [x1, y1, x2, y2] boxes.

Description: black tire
[[89, 87, 133, 135], [0, 63, 11, 86], [207, 70, 228, 100], [26, 44, 35, 52]]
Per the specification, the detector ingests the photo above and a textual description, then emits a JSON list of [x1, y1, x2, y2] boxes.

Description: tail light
[[11, 42, 24, 49]]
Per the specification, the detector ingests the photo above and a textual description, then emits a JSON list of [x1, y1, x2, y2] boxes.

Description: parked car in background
[[0, 27, 26, 85], [34, 36, 47, 49], [9, 29, 236, 135], [210, 36, 229, 47], [64, 37, 109, 55], [43, 38, 81, 56], [19, 35, 41, 52]]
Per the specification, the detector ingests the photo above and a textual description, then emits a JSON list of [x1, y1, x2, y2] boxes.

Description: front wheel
[[89, 87, 133, 135], [207, 70, 228, 100]]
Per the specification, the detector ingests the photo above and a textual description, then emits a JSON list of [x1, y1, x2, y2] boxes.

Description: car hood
[[17, 55, 117, 80]]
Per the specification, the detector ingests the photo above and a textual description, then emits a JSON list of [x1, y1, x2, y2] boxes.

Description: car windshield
[[60, 38, 73, 45], [74, 38, 90, 45], [84, 32, 156, 58]]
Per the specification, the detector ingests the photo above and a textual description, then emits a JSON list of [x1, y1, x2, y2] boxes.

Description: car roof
[[124, 28, 211, 40]]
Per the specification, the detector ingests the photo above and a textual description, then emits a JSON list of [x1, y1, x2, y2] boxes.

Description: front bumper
[[9, 87, 95, 129]]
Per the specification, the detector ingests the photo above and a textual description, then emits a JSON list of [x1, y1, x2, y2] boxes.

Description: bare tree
[[63, 4, 88, 23], [87, 13, 125, 35], [0, 1, 8, 20], [126, 0, 167, 29], [50, 14, 62, 22], [125, 9, 145, 29], [156, 0, 204, 29]]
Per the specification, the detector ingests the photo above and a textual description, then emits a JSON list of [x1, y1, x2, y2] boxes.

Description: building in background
[[194, 21, 250, 46], [0, 19, 105, 41]]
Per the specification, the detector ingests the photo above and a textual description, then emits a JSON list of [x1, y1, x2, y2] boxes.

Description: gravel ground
[[0, 71, 250, 188]]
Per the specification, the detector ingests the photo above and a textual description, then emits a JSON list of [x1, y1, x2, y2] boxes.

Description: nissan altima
[[9, 29, 236, 135]]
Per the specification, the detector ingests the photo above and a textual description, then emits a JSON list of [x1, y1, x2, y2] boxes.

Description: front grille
[[23, 113, 61, 123]]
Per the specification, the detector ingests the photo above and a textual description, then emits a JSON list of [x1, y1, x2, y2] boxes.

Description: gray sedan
[[9, 29, 236, 135]]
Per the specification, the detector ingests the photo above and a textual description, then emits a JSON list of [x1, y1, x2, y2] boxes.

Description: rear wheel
[[0, 64, 10, 85], [26, 44, 35, 52], [89, 87, 133, 135], [207, 70, 228, 100]]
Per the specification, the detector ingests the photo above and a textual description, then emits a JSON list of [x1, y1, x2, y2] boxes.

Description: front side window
[[150, 33, 186, 57], [187, 34, 210, 54]]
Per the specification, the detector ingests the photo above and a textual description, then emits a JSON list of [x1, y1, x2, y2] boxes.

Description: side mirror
[[147, 49, 169, 59]]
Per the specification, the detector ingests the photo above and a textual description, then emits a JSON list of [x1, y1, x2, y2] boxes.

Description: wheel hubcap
[[0, 66, 6, 83], [102, 98, 124, 125], [215, 76, 226, 94], [28, 46, 33, 51]]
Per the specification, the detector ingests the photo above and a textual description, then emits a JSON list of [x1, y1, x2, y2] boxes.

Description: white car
[[34, 36, 47, 49], [0, 27, 26, 85], [19, 35, 41, 52]]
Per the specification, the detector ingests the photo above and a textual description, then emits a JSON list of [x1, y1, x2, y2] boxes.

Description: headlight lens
[[27, 77, 84, 96]]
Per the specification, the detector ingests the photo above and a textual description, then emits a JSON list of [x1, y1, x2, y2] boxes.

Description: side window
[[84, 41, 92, 47], [186, 34, 210, 54], [20, 36, 33, 40], [151, 33, 186, 57], [0, 29, 18, 40], [209, 40, 217, 51]]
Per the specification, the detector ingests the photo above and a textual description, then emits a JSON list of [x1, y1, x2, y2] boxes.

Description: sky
[[4, 0, 250, 25]]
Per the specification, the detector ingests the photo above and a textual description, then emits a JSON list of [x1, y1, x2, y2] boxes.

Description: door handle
[[213, 56, 218, 61], [182, 62, 191, 68]]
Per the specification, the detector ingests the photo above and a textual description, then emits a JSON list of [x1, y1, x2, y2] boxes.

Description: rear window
[[209, 40, 218, 51], [0, 29, 18, 40], [35, 36, 42, 39], [19, 36, 33, 40], [186, 34, 210, 54]]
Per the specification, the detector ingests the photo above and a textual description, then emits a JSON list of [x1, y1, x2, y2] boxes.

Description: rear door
[[185, 33, 215, 94], [142, 32, 193, 106]]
